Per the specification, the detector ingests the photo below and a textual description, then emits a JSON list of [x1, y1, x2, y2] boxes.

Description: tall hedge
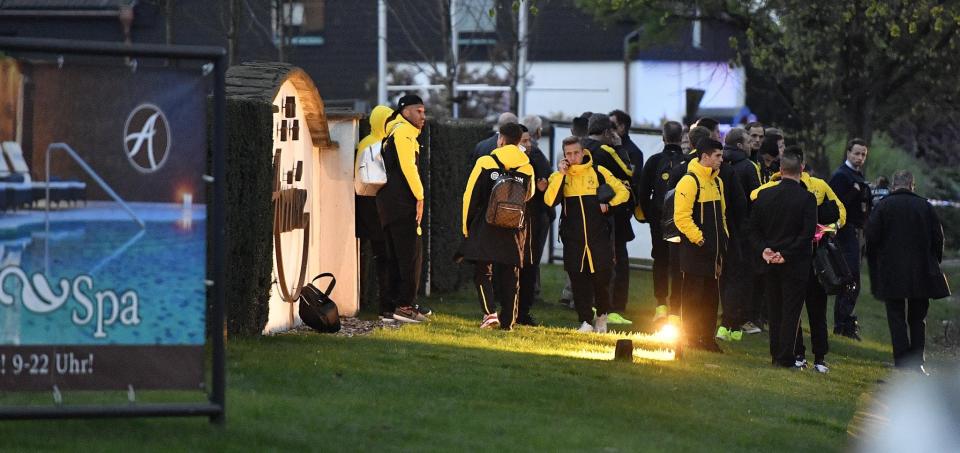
[[425, 118, 490, 293], [218, 99, 274, 336]]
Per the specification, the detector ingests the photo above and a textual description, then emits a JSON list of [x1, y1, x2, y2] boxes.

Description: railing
[[45, 142, 145, 228]]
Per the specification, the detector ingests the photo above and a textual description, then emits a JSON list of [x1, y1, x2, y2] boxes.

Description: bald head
[[496, 112, 518, 130]]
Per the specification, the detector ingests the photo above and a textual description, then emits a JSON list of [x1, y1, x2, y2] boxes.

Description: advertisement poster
[[0, 58, 208, 390]]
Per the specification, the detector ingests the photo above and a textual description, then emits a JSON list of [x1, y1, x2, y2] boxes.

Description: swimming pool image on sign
[[1, 213, 206, 346]]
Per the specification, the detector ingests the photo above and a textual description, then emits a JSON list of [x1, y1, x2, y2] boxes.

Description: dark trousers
[[750, 276, 766, 325], [650, 225, 674, 306], [720, 239, 752, 329], [475, 262, 520, 329], [519, 214, 550, 320], [884, 298, 930, 367], [383, 219, 422, 309], [569, 269, 612, 324], [680, 273, 720, 344], [367, 239, 392, 314], [610, 240, 630, 313], [765, 259, 811, 366], [668, 243, 684, 315], [795, 268, 829, 362], [834, 227, 862, 331]]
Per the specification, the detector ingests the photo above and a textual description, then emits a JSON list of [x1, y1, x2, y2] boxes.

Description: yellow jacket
[[674, 158, 728, 245], [543, 153, 630, 207], [751, 172, 847, 228], [384, 113, 424, 201], [354, 105, 393, 177], [462, 144, 535, 237]]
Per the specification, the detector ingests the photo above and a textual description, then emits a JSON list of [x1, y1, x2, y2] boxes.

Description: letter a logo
[[123, 103, 171, 173]]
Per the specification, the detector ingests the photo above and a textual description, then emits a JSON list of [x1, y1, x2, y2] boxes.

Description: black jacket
[[829, 163, 872, 229], [582, 138, 636, 242], [720, 146, 761, 237], [527, 146, 555, 221], [620, 134, 644, 197], [866, 190, 950, 300], [749, 178, 817, 269], [470, 133, 498, 166], [637, 143, 684, 226]]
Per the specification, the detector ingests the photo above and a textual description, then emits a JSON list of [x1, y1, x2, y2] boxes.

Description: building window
[[275, 0, 325, 46], [455, 0, 496, 45]]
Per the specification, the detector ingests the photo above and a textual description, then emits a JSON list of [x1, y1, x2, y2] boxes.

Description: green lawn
[[1, 264, 957, 452]]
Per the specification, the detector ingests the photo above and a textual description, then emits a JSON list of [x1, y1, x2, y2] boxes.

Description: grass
[[1, 264, 957, 452]]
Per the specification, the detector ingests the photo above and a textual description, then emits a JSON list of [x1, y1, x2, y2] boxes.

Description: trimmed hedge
[[217, 99, 274, 336], [425, 118, 490, 293]]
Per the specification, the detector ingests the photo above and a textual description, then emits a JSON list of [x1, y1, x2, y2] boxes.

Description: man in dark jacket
[[828, 138, 872, 340], [517, 117, 553, 326], [866, 170, 950, 375], [750, 147, 817, 368], [610, 109, 645, 195], [460, 123, 534, 330], [716, 128, 761, 341], [582, 114, 636, 325], [636, 120, 685, 320], [376, 95, 429, 323], [470, 112, 517, 165]]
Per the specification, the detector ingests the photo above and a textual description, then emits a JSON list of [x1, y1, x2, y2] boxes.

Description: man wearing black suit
[[750, 146, 817, 368], [866, 170, 951, 375]]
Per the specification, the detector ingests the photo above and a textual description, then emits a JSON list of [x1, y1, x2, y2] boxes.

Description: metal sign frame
[[0, 37, 227, 424]]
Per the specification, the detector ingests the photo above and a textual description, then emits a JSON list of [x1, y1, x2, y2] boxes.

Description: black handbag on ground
[[813, 237, 855, 295], [299, 273, 341, 333]]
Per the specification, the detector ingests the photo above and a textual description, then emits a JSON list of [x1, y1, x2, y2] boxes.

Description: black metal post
[[209, 53, 228, 426]]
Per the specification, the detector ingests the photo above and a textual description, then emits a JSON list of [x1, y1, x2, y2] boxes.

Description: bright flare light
[[653, 324, 680, 344]]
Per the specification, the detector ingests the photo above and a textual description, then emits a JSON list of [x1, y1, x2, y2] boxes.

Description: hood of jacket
[[357, 105, 393, 151], [567, 150, 595, 176], [663, 143, 683, 156], [490, 144, 531, 169], [687, 157, 719, 181]]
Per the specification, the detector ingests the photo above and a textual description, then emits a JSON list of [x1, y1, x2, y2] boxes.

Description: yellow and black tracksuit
[[544, 152, 629, 324], [460, 145, 534, 329], [375, 113, 424, 309], [583, 138, 635, 314], [674, 158, 728, 346], [752, 172, 846, 364], [355, 105, 394, 315]]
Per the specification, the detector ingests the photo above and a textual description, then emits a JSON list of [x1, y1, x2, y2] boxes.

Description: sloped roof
[[0, 0, 134, 9], [226, 61, 333, 149]]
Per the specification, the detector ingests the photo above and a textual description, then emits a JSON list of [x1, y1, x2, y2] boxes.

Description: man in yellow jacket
[[544, 136, 629, 333], [751, 148, 846, 372], [674, 138, 728, 352], [459, 123, 534, 330], [355, 105, 397, 322], [375, 95, 428, 323]]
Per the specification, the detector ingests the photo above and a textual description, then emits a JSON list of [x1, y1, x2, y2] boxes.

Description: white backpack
[[355, 140, 387, 196]]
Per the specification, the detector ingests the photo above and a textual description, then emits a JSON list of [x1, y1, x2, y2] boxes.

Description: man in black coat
[[717, 128, 761, 341], [750, 147, 817, 368], [636, 121, 685, 319], [828, 138, 872, 340], [610, 110, 644, 195], [517, 118, 554, 326], [866, 170, 950, 375]]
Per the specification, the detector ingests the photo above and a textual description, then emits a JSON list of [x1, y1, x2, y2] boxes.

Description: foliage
[[575, 0, 960, 175], [3, 265, 959, 450], [214, 98, 274, 337], [424, 118, 491, 292]]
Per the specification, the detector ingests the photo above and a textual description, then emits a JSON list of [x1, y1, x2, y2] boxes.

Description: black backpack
[[485, 154, 528, 229], [813, 237, 855, 295], [661, 172, 701, 242], [299, 273, 341, 333]]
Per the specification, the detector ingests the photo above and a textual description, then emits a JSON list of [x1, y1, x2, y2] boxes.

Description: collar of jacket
[[663, 143, 683, 155], [687, 157, 718, 180], [722, 146, 748, 163], [567, 152, 595, 176], [889, 188, 922, 198], [385, 113, 421, 140], [841, 161, 865, 178], [490, 144, 530, 168]]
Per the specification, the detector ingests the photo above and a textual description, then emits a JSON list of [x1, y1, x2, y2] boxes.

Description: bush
[[425, 118, 490, 293], [213, 99, 274, 336]]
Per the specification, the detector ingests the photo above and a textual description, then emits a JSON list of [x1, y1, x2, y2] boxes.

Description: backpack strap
[[489, 153, 507, 171], [686, 172, 701, 203]]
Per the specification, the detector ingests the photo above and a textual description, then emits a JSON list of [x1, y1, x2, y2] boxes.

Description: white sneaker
[[577, 321, 594, 333], [741, 321, 762, 334], [594, 314, 608, 334], [813, 362, 829, 374], [480, 313, 500, 329]]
